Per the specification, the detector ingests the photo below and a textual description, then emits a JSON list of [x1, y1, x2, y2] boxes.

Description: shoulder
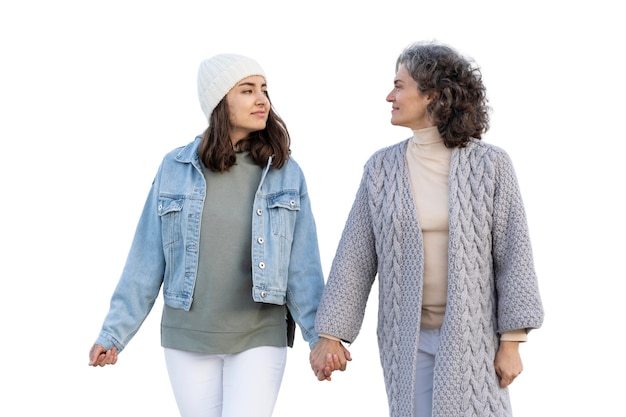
[[282, 155, 304, 173], [460, 139, 514, 167], [158, 137, 200, 167], [364, 139, 410, 169], [274, 156, 306, 181], [152, 139, 200, 184], [456, 140, 523, 192]]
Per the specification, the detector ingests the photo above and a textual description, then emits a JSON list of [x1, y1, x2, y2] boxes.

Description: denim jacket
[[95, 137, 324, 352]]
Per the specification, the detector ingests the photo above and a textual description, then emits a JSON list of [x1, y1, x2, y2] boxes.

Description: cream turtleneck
[[406, 126, 451, 329], [405, 126, 526, 341]]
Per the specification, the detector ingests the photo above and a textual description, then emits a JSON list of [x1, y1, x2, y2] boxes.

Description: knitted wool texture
[[315, 139, 544, 417]]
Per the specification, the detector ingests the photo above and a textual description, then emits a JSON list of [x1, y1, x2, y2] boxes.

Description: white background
[[1, 1, 624, 415]]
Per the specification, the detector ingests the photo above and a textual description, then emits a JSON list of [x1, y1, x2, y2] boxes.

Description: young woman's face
[[386, 63, 434, 130], [225, 75, 269, 144]]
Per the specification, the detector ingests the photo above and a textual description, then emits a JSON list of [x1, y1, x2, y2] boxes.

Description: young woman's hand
[[88, 344, 118, 367]]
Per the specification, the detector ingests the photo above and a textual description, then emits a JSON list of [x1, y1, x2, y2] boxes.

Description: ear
[[426, 91, 440, 103]]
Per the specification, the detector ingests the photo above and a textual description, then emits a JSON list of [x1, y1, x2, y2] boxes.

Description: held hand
[[494, 341, 523, 388], [323, 343, 352, 378], [88, 344, 119, 367], [309, 337, 352, 381]]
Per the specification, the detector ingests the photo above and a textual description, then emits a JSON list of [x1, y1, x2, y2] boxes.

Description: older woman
[[311, 41, 544, 417]]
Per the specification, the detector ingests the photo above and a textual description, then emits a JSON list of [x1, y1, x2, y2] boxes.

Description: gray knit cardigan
[[315, 138, 544, 417]]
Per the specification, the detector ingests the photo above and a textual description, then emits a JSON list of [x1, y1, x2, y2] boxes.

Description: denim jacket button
[[290, 200, 296, 206], [261, 291, 267, 298], [257, 237, 264, 244], [256, 209, 263, 216], [258, 262, 265, 269]]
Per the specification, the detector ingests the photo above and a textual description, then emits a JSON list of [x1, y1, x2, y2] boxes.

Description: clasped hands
[[309, 337, 352, 381]]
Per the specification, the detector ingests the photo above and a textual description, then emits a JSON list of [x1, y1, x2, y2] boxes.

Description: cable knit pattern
[[315, 138, 544, 417]]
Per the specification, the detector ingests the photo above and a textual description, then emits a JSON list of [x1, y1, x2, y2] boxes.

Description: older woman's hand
[[494, 341, 523, 388], [309, 337, 352, 381]]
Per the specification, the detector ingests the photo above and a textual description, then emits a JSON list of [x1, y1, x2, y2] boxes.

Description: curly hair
[[198, 92, 291, 172], [397, 41, 490, 148]]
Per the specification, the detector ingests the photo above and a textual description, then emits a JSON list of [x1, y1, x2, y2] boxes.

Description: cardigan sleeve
[[315, 163, 379, 343], [491, 148, 544, 334]]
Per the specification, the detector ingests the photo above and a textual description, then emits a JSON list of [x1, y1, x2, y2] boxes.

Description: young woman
[[310, 41, 544, 417], [89, 54, 326, 417]]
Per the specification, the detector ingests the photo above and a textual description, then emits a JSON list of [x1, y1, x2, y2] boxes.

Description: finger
[[95, 348, 118, 367], [107, 352, 118, 365], [92, 354, 106, 367], [324, 353, 340, 371], [110, 347, 119, 364], [101, 351, 112, 365], [332, 354, 345, 371], [99, 351, 112, 366], [324, 353, 335, 369], [342, 346, 352, 361], [508, 372, 521, 386], [88, 345, 106, 366], [317, 369, 330, 381], [499, 375, 517, 388]]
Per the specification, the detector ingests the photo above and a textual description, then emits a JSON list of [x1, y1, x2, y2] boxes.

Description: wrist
[[499, 340, 521, 351]]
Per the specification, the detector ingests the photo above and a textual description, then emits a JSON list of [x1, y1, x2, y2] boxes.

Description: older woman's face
[[386, 63, 434, 130]]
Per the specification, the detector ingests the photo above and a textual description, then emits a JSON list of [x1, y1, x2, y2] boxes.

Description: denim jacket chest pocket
[[267, 191, 300, 240], [158, 196, 184, 247]]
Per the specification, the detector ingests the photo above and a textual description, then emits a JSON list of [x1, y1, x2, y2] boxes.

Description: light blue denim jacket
[[95, 137, 324, 352]]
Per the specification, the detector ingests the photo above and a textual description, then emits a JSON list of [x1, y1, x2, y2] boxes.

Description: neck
[[412, 126, 442, 145]]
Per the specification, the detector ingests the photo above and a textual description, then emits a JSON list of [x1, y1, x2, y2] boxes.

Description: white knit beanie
[[197, 54, 266, 120]]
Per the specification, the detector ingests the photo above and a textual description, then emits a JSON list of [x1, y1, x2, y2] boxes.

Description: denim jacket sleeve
[[94, 173, 166, 353], [285, 179, 324, 349]]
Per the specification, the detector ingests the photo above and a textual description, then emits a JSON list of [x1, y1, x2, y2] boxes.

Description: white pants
[[164, 346, 287, 417], [415, 328, 441, 417]]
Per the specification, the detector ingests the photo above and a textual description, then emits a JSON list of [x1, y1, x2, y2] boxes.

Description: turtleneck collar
[[411, 126, 443, 145]]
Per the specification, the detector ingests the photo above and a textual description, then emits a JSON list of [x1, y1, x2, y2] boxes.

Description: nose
[[256, 92, 269, 106], [386, 90, 395, 102]]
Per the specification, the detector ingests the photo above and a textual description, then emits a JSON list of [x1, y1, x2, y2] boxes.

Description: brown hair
[[198, 93, 291, 172], [397, 41, 490, 148]]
